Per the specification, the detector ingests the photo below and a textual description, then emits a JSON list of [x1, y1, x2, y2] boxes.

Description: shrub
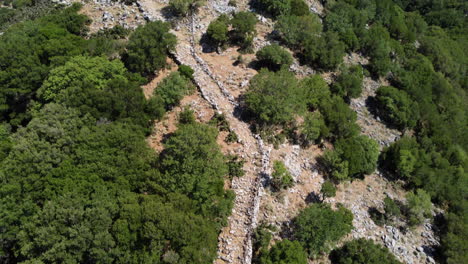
[[321, 181, 336, 199], [245, 68, 306, 125], [256, 44, 293, 71], [406, 189, 432, 226], [207, 17, 229, 50], [154, 72, 194, 110], [331, 239, 403, 264], [169, 0, 204, 16], [271, 160, 294, 191], [294, 203, 353, 257], [331, 65, 363, 99], [124, 21, 176, 75], [178, 64, 194, 80], [259, 239, 308, 264], [375, 86, 419, 130], [334, 135, 379, 177]]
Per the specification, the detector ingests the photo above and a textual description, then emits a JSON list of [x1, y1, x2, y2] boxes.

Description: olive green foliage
[[153, 72, 194, 110], [384, 196, 402, 220], [255, 0, 309, 17], [178, 64, 195, 80], [331, 239, 403, 264], [319, 96, 359, 139], [299, 111, 327, 145], [230, 11, 257, 50], [275, 14, 322, 49], [303, 32, 345, 71], [334, 135, 379, 177], [259, 239, 308, 264], [0, 7, 234, 263], [0, 4, 89, 126], [321, 135, 379, 181], [178, 106, 196, 124], [207, 16, 229, 49], [256, 44, 293, 71], [226, 130, 239, 143], [271, 160, 294, 191], [37, 56, 152, 127], [227, 154, 245, 179], [321, 181, 337, 199], [331, 65, 363, 99], [245, 69, 305, 125], [169, 0, 204, 16], [294, 203, 353, 257], [375, 86, 419, 130], [406, 189, 432, 226], [123, 21, 176, 75], [321, 150, 350, 182]]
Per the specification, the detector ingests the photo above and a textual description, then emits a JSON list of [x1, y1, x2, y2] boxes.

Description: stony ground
[[74, 1, 440, 263]]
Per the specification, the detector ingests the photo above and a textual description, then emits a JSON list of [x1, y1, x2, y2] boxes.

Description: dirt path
[[159, 4, 268, 264]]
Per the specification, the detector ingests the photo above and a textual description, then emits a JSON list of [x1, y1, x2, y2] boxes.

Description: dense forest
[[0, 3, 234, 263], [0, 0, 466, 263]]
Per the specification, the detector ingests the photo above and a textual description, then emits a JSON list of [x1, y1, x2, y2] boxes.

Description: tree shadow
[[199, 33, 218, 53], [305, 191, 321, 204]]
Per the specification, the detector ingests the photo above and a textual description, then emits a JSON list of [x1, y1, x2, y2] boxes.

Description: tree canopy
[[294, 203, 353, 257]]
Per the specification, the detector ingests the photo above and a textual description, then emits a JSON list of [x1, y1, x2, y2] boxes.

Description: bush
[[275, 14, 322, 49], [331, 239, 403, 264], [207, 17, 229, 50], [227, 155, 245, 179], [299, 111, 328, 144], [178, 106, 196, 124], [321, 181, 336, 199], [245, 68, 306, 125], [375, 86, 419, 130], [303, 32, 345, 71], [124, 21, 176, 75], [259, 239, 308, 264], [334, 135, 379, 177], [406, 189, 432, 226], [178, 64, 194, 80], [320, 150, 349, 181], [169, 0, 204, 16], [231, 11, 257, 50], [331, 65, 363, 99], [384, 196, 402, 220], [271, 160, 294, 191], [154, 72, 194, 110], [294, 203, 353, 257], [256, 44, 293, 71]]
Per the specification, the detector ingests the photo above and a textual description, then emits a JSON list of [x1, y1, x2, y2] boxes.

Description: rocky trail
[[163, 3, 270, 263]]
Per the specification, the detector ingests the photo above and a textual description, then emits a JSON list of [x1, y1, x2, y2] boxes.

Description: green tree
[[294, 203, 353, 257], [38, 56, 127, 102], [169, 0, 204, 16], [299, 111, 327, 144], [375, 86, 419, 130], [256, 44, 293, 71], [331, 239, 403, 264], [321, 181, 337, 199], [207, 17, 229, 51], [275, 14, 322, 49], [271, 160, 294, 191], [260, 239, 308, 264], [406, 189, 432, 226], [303, 32, 345, 71], [245, 68, 306, 125], [320, 96, 359, 139], [320, 150, 349, 181], [123, 21, 176, 75], [154, 72, 194, 110], [334, 135, 380, 177], [230, 11, 257, 50], [332, 65, 363, 99]]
